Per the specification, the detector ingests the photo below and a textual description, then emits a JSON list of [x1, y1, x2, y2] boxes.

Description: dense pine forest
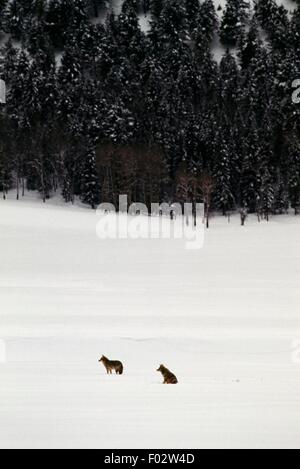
[[0, 0, 300, 217]]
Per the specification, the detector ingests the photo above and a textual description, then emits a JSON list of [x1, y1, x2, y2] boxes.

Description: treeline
[[0, 0, 300, 217]]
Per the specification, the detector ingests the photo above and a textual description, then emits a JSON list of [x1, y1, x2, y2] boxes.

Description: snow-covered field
[[0, 196, 300, 449]]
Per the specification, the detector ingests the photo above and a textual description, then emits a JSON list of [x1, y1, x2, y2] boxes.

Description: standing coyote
[[99, 355, 123, 375], [157, 364, 178, 384]]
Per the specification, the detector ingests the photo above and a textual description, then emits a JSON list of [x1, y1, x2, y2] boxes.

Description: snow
[[0, 195, 300, 448]]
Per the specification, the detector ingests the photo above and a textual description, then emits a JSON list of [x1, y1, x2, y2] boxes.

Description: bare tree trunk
[[2, 169, 6, 199], [240, 208, 247, 226], [206, 203, 210, 229], [92, 0, 99, 17], [199, 174, 214, 230], [40, 166, 46, 203], [16, 175, 19, 200], [185, 206, 189, 226]]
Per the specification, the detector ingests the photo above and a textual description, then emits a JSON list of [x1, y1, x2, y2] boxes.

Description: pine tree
[[58, 37, 84, 129], [194, 33, 219, 106], [238, 18, 261, 69], [290, 6, 300, 55], [220, 0, 249, 46], [274, 171, 289, 214], [45, 0, 71, 48], [197, 0, 218, 42], [0, 0, 7, 30], [88, 0, 107, 18], [149, 0, 164, 18], [259, 165, 275, 220], [255, 0, 290, 51], [80, 142, 101, 209], [219, 50, 239, 119], [122, 0, 139, 14], [45, 0, 89, 47], [26, 19, 54, 57], [288, 143, 300, 214], [213, 137, 235, 215], [240, 123, 261, 212], [4, 0, 26, 40], [62, 172, 72, 202], [116, 3, 144, 55], [0, 109, 12, 199], [0, 0, 298, 215], [1, 39, 18, 84], [151, 0, 187, 43], [185, 0, 200, 33], [240, 45, 273, 125]]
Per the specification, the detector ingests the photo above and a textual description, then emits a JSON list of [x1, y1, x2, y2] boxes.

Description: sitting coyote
[[99, 355, 123, 375], [157, 364, 178, 384]]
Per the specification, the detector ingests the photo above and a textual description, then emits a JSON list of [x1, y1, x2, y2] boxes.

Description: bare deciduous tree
[[199, 173, 215, 229], [175, 165, 197, 226]]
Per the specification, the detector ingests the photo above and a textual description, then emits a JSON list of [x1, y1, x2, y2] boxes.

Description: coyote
[[99, 355, 123, 375], [157, 364, 178, 384]]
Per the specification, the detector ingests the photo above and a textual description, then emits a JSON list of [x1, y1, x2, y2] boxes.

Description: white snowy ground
[[0, 195, 300, 449]]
